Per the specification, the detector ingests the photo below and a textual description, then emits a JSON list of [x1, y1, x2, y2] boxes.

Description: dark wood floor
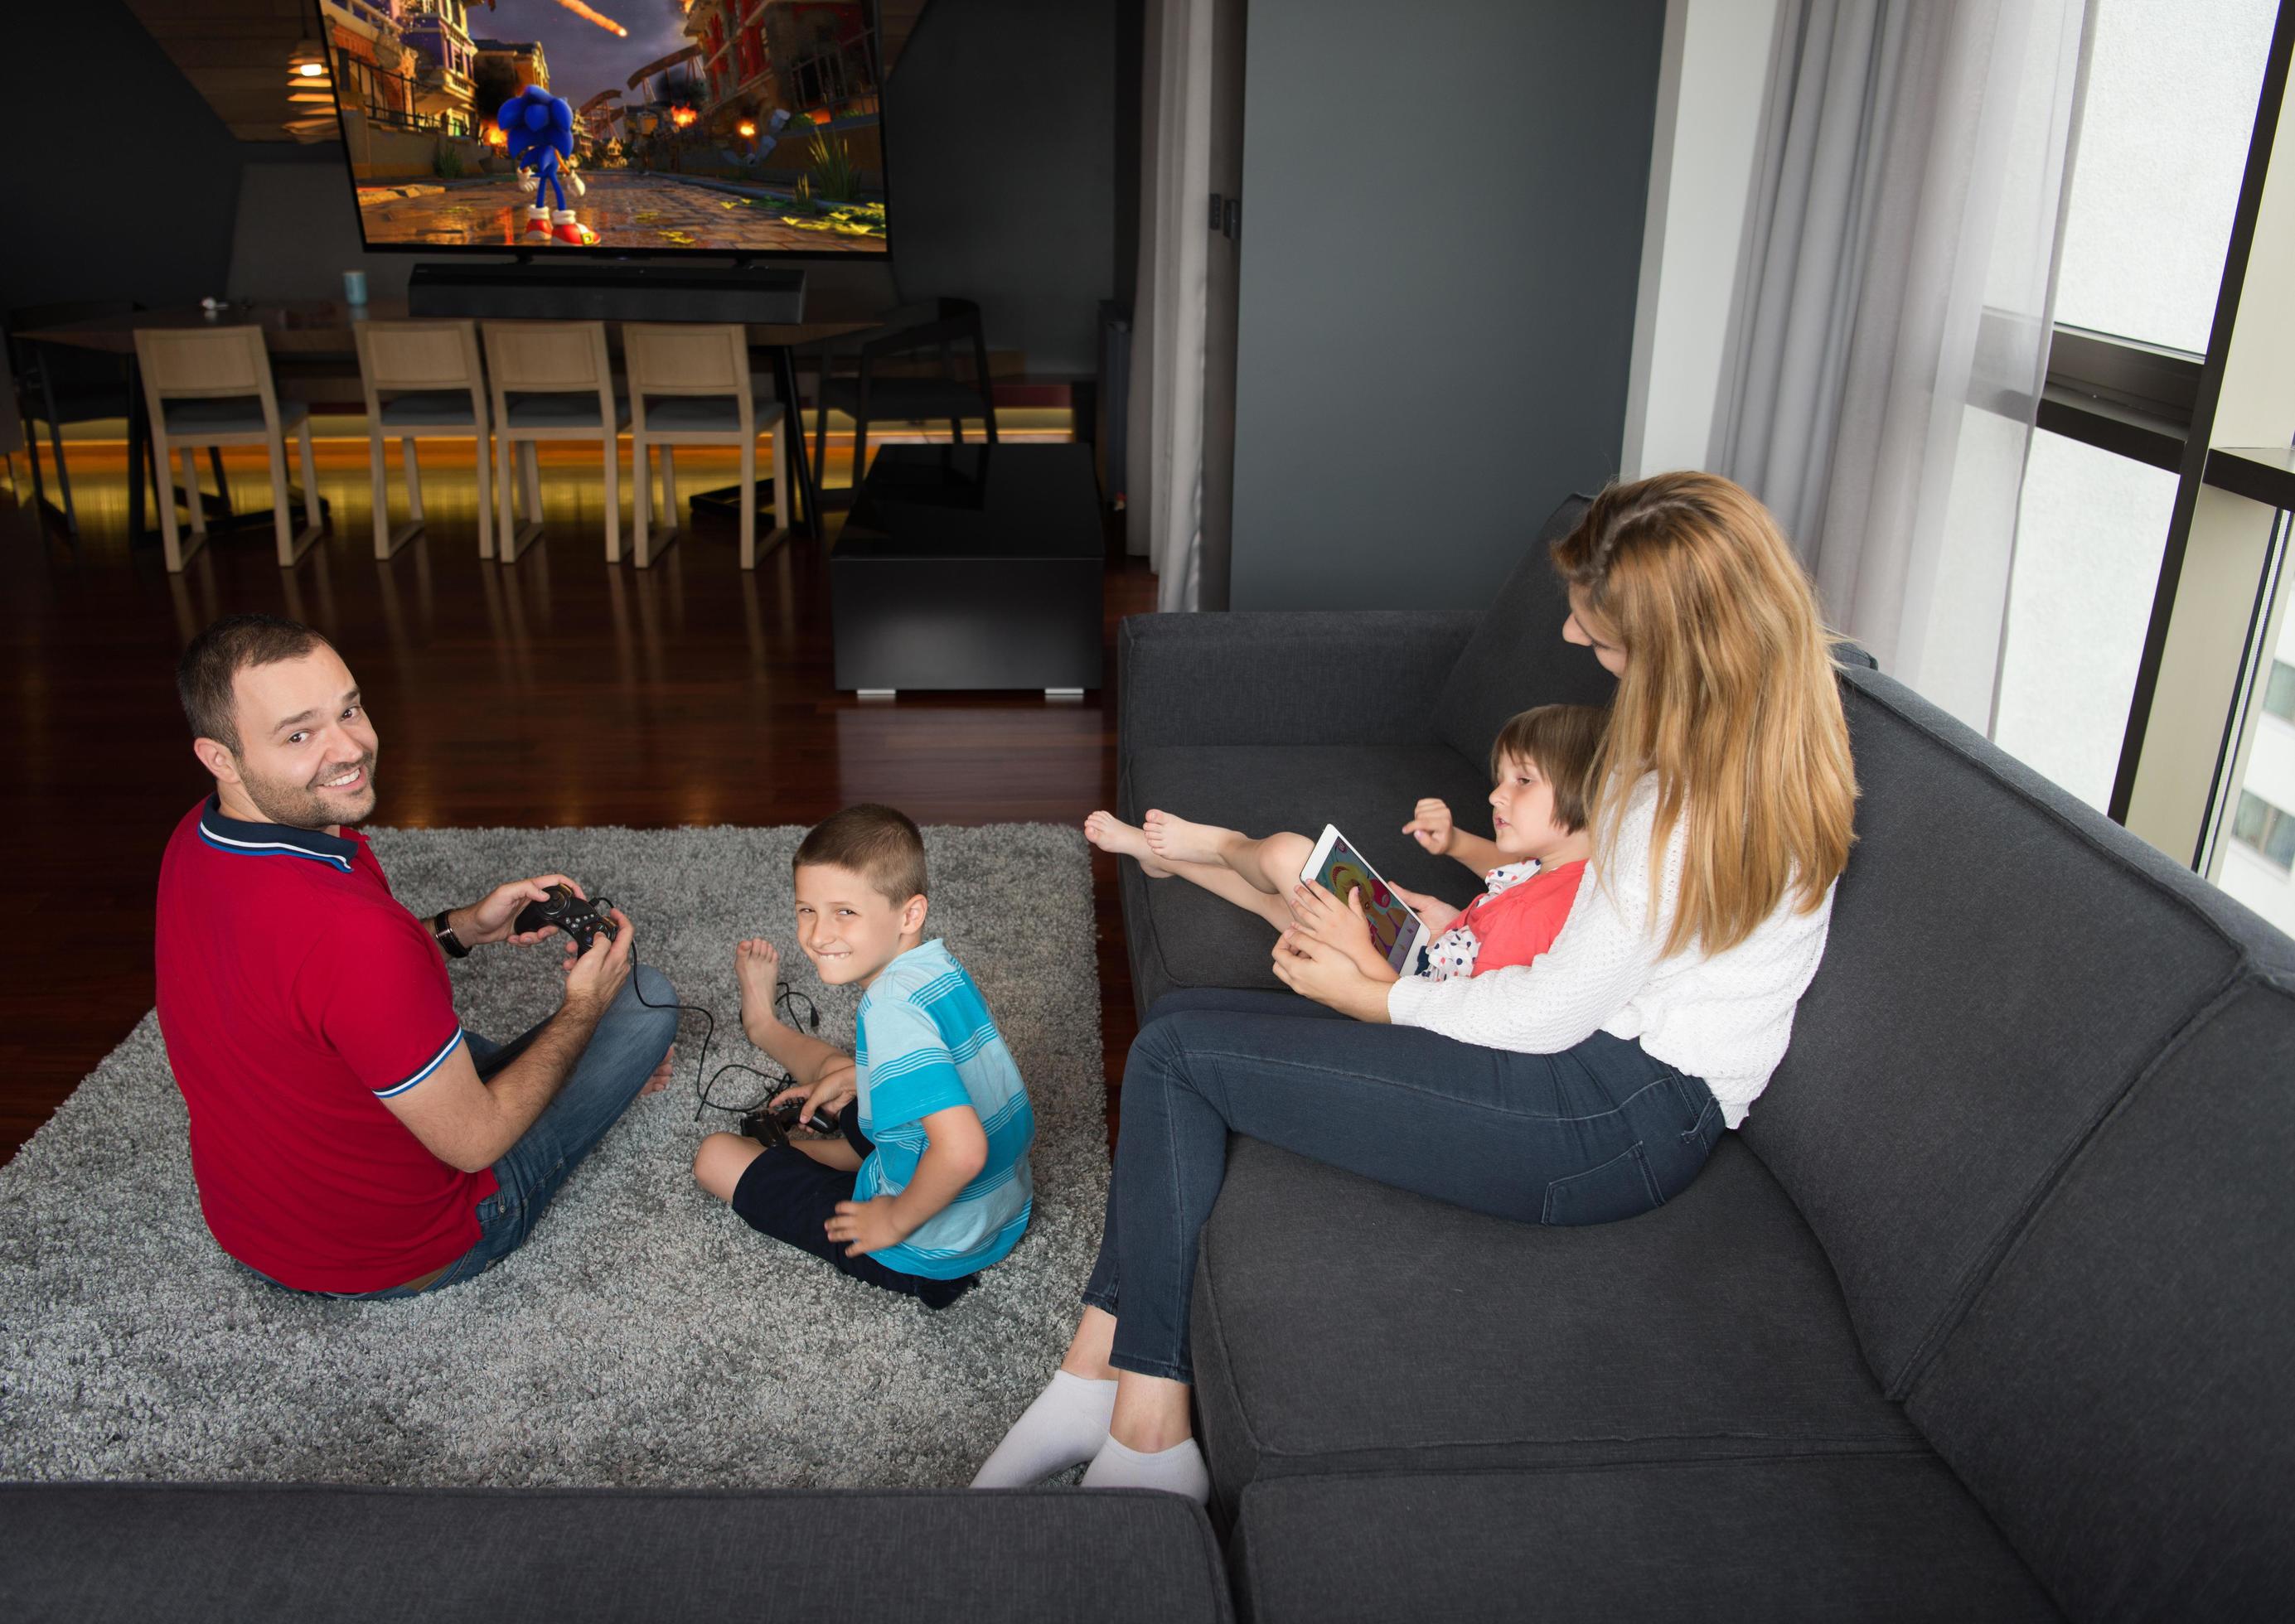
[[0, 432, 1155, 1162]]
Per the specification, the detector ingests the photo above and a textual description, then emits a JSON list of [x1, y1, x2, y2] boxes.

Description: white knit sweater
[[1386, 774, 1833, 1127]]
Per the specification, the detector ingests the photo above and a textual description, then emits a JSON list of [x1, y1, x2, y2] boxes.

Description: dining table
[[18, 294, 890, 547]]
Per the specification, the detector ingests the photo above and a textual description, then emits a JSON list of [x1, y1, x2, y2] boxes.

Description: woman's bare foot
[[734, 938, 787, 1042], [1141, 810, 1240, 868], [1085, 810, 1173, 878]]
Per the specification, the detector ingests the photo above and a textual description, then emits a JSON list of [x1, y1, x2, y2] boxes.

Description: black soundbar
[[407, 260, 806, 324]]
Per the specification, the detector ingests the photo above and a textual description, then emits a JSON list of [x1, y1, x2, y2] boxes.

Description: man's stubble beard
[[238, 748, 380, 831]]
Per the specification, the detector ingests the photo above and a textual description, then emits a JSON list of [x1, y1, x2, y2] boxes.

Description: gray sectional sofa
[[8, 501, 2290, 1622], [1116, 499, 2295, 1619]]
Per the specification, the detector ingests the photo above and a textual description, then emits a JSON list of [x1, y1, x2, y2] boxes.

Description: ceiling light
[[284, 41, 338, 142]]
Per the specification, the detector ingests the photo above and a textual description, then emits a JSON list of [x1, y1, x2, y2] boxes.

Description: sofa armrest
[[1116, 610, 1480, 755]]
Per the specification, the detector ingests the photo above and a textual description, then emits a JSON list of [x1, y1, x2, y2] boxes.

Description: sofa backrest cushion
[[1904, 974, 2295, 1619], [1428, 495, 1619, 766], [1742, 665, 2295, 1398]]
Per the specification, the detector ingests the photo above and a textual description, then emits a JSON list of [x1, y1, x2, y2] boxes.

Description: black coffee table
[[830, 442, 1105, 695]]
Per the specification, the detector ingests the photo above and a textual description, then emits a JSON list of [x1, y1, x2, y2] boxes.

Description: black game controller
[[512, 884, 617, 952], [739, 1096, 844, 1147]]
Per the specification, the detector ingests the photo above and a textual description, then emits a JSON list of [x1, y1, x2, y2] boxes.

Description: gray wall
[[2, 0, 245, 318], [1226, 0, 1667, 610], [887, 0, 1119, 376]]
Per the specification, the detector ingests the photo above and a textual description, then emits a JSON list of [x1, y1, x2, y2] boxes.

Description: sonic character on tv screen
[[501, 85, 593, 247]]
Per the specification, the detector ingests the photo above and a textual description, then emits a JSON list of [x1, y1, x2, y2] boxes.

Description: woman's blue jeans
[[1082, 989, 1724, 1383]]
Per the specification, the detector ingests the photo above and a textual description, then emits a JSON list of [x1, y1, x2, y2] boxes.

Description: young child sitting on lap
[[692, 804, 1035, 1310], [1086, 703, 1605, 983]]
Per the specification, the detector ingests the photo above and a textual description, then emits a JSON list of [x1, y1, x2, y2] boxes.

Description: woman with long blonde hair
[[974, 471, 1857, 1502]]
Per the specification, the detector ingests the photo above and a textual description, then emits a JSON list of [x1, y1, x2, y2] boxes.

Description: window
[[2231, 790, 2295, 869], [1996, 431, 2182, 810], [2264, 659, 2295, 723], [2053, 2, 2276, 351], [1996, 0, 2295, 907]]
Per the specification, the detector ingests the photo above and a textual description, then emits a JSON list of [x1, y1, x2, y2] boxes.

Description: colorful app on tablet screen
[[1300, 824, 1426, 977]]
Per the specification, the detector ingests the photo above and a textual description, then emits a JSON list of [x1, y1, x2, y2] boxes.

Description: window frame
[[2034, 0, 2295, 861]]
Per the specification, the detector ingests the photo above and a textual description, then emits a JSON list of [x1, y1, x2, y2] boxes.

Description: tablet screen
[[1308, 829, 1422, 975]]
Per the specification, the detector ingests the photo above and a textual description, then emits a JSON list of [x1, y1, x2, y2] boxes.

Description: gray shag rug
[[0, 824, 1105, 1489]]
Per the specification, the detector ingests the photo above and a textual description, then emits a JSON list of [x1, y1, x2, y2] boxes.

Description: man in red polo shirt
[[155, 615, 680, 1298]]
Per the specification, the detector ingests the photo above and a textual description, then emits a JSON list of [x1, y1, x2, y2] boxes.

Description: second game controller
[[738, 1096, 844, 1147], [512, 883, 617, 952]]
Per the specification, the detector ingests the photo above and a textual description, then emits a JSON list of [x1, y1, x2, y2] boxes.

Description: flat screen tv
[[314, 0, 889, 257]]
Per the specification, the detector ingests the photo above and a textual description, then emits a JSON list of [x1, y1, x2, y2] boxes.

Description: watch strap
[[432, 909, 472, 959]]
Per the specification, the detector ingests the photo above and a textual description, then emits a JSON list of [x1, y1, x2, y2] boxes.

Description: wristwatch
[[432, 909, 472, 959]]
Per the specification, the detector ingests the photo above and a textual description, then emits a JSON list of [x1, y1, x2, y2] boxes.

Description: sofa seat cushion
[[1120, 742, 1494, 1012], [1231, 1460, 2057, 1623], [1190, 1136, 1922, 1515], [0, 1482, 1234, 1624]]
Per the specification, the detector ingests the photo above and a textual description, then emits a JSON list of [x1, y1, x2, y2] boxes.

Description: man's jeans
[[1082, 988, 1725, 1383], [340, 965, 680, 1299]]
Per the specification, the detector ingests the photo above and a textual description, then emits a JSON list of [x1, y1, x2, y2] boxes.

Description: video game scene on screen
[[320, 0, 893, 254]]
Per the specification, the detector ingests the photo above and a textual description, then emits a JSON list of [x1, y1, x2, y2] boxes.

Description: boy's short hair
[[1489, 703, 1607, 834], [177, 613, 332, 753], [794, 804, 929, 904]]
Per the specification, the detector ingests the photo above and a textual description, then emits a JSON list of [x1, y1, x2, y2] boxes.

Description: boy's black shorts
[[729, 1107, 976, 1311]]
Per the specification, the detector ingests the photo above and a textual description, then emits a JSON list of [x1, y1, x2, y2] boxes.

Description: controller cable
[[591, 906, 824, 1122], [514, 890, 830, 1129]]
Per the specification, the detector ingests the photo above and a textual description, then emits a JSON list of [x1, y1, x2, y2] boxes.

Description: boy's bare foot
[[734, 938, 787, 1038], [1141, 810, 1237, 868], [1084, 810, 1173, 878]]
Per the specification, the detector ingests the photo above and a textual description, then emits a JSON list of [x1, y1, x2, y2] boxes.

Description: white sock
[[1080, 1435, 1211, 1503], [969, 1370, 1118, 1488]]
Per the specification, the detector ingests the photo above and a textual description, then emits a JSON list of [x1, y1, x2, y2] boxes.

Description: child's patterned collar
[[1481, 859, 1542, 896]]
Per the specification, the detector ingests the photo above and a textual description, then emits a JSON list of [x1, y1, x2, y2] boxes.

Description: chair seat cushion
[[1231, 1461, 2055, 1623], [1191, 1136, 1925, 1513], [504, 392, 629, 430], [379, 390, 477, 427], [1120, 742, 1494, 1010], [820, 376, 993, 420], [160, 396, 309, 435], [643, 393, 787, 433]]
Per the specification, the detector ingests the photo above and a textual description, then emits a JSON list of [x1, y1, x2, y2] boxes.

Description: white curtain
[[1714, 0, 2091, 731], [1126, 0, 1213, 611]]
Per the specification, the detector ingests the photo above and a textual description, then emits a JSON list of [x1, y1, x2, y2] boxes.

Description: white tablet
[[1300, 824, 1427, 977]]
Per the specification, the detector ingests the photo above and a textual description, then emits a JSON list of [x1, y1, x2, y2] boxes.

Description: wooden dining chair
[[353, 318, 493, 562], [479, 321, 626, 563], [133, 325, 321, 572], [622, 323, 792, 570]]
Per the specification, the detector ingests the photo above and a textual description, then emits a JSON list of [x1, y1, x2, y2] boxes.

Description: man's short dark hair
[[793, 804, 929, 905], [178, 614, 332, 753]]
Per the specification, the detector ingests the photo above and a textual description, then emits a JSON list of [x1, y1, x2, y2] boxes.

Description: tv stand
[[408, 259, 806, 322]]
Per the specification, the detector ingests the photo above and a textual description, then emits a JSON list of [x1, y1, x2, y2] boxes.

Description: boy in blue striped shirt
[[693, 805, 1035, 1309]]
